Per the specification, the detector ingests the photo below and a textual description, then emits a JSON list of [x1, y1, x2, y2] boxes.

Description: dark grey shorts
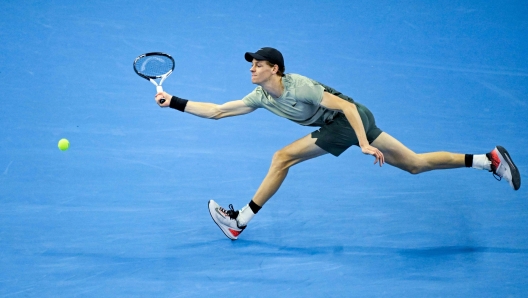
[[311, 103, 383, 156]]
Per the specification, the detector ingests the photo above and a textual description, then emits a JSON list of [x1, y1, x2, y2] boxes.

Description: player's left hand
[[360, 144, 385, 167]]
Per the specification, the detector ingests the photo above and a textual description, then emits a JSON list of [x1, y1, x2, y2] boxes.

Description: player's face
[[249, 59, 275, 85]]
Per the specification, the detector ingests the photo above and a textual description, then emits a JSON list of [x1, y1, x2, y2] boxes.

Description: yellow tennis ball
[[58, 138, 70, 151]]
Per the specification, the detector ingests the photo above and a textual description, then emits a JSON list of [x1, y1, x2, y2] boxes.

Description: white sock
[[237, 205, 255, 226], [472, 154, 491, 171]]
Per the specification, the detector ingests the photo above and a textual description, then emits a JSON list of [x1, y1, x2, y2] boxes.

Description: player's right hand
[[155, 91, 172, 107], [360, 144, 385, 167]]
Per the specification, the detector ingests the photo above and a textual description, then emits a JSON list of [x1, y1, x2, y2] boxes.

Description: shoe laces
[[492, 172, 502, 182], [218, 204, 239, 220]]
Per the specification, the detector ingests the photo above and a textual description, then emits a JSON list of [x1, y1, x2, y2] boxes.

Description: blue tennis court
[[1, 0, 527, 297]]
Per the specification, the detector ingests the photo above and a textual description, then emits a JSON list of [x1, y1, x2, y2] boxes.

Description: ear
[[271, 64, 279, 74]]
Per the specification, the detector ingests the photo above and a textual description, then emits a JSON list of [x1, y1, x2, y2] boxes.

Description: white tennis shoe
[[487, 146, 521, 190], [208, 200, 246, 240]]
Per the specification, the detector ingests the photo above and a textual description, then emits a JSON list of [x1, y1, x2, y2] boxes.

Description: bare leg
[[251, 131, 466, 207], [251, 134, 328, 206], [371, 132, 465, 174]]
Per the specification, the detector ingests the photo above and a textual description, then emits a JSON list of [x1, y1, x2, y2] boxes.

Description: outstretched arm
[[155, 91, 256, 119], [320, 92, 384, 166]]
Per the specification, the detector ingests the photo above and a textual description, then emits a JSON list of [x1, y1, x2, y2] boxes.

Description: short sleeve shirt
[[242, 73, 342, 126]]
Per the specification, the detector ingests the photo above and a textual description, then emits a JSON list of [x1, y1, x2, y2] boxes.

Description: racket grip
[[157, 86, 165, 104]]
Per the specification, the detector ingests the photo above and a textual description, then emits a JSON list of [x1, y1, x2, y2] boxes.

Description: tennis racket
[[133, 52, 175, 104]]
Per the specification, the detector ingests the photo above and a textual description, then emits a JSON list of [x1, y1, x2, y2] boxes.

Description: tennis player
[[154, 47, 521, 240]]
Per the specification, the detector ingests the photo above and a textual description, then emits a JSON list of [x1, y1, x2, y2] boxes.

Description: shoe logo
[[229, 228, 242, 237]]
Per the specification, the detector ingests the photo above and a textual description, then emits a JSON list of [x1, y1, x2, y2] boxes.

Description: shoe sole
[[208, 200, 239, 240], [496, 146, 521, 191]]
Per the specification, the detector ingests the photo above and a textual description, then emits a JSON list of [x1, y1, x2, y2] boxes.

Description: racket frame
[[133, 52, 175, 93]]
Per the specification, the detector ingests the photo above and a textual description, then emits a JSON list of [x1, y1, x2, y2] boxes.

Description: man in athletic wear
[[154, 47, 521, 240]]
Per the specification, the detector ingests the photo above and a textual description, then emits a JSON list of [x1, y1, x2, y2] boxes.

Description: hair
[[264, 61, 285, 77]]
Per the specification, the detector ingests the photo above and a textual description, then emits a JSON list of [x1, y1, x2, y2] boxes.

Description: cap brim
[[245, 52, 266, 62]]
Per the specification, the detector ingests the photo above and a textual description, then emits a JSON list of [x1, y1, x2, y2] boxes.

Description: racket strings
[[135, 55, 174, 77]]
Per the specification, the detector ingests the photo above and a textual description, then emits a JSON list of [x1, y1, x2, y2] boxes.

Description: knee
[[402, 158, 427, 175], [406, 165, 423, 175], [271, 150, 294, 171]]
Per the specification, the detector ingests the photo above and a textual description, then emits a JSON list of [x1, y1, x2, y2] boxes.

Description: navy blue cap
[[245, 47, 284, 71]]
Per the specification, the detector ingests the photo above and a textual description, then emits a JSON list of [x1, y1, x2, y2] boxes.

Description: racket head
[[133, 52, 175, 80]]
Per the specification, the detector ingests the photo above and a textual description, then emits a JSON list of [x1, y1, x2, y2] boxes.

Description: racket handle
[[157, 86, 166, 104]]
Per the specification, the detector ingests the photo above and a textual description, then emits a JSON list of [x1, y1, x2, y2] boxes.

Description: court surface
[[1, 1, 527, 297]]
